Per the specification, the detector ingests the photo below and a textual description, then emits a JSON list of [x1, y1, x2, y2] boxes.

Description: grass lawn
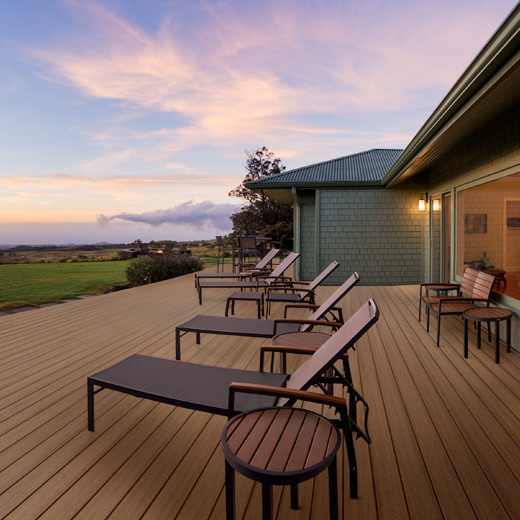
[[0, 260, 132, 312]]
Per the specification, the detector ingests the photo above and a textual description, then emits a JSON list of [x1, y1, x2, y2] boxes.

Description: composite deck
[[1, 268, 520, 519]]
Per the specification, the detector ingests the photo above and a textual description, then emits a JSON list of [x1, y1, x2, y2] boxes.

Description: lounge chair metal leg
[[340, 410, 358, 499], [418, 298, 422, 321], [176, 329, 181, 360], [426, 307, 430, 332], [328, 459, 339, 520], [436, 314, 441, 346], [87, 379, 95, 432]]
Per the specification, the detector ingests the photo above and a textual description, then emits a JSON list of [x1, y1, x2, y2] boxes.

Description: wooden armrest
[[274, 318, 341, 327], [227, 382, 346, 417], [273, 319, 341, 334], [267, 287, 313, 295], [420, 282, 459, 288]]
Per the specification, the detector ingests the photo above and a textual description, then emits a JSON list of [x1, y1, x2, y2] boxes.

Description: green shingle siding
[[297, 183, 425, 285]]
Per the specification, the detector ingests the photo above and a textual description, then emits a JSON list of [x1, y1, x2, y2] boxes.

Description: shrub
[[125, 254, 204, 286]]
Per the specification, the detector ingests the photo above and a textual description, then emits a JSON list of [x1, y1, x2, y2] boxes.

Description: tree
[[229, 147, 293, 248]]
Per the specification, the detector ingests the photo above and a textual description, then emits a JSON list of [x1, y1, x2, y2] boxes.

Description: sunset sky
[[0, 0, 516, 245]]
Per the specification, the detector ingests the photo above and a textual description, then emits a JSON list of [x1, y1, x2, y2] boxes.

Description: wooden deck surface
[[1, 268, 520, 519]]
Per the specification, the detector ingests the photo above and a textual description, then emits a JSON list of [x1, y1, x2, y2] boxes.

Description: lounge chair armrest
[[284, 303, 318, 310], [227, 382, 347, 418], [273, 319, 342, 333], [259, 345, 321, 371]]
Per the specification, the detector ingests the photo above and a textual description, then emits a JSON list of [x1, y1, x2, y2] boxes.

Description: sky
[[0, 0, 517, 245]]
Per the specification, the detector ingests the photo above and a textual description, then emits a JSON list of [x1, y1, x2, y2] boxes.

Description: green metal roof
[[246, 149, 403, 190]]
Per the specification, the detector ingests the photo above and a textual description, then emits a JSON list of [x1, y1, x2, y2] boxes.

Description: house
[[246, 4, 520, 310]]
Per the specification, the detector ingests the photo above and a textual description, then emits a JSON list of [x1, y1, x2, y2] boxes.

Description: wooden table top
[[463, 307, 513, 321], [223, 408, 340, 476]]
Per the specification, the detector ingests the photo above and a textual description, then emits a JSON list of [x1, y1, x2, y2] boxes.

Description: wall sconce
[[418, 194, 426, 212], [433, 199, 440, 212]]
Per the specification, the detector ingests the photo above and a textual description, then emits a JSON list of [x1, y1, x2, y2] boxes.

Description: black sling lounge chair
[[176, 272, 360, 359], [265, 260, 340, 316], [194, 248, 280, 288], [87, 298, 379, 499], [197, 252, 299, 304]]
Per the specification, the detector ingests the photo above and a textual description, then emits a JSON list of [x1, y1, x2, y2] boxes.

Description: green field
[[0, 260, 132, 312]]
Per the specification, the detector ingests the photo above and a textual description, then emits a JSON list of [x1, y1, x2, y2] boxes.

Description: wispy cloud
[[28, 0, 506, 157], [98, 200, 236, 231]]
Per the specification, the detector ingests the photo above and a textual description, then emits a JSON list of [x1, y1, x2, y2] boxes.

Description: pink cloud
[[24, 0, 514, 161]]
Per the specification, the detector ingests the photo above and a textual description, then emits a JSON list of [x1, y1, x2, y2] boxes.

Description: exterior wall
[[296, 180, 425, 286], [298, 191, 316, 280], [424, 110, 520, 350]]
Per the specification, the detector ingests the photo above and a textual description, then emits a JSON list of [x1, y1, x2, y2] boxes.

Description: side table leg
[[225, 461, 236, 520], [290, 484, 298, 509], [262, 483, 273, 520], [464, 318, 469, 358], [328, 459, 339, 520], [495, 321, 500, 364], [477, 322, 481, 350]]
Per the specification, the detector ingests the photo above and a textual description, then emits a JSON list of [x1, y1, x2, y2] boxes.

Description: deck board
[[1, 269, 520, 519]]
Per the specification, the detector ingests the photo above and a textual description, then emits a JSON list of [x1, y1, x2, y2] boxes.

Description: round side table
[[463, 307, 513, 363], [222, 407, 341, 520]]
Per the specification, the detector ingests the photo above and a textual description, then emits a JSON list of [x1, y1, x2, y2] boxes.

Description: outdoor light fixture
[[433, 199, 440, 211], [418, 194, 426, 212]]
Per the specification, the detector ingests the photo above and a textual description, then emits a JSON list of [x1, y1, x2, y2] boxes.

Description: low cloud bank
[[97, 200, 237, 231]]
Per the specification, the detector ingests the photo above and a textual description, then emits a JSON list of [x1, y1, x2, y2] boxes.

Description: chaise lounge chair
[[196, 251, 299, 304], [265, 260, 340, 316], [195, 248, 280, 288], [87, 298, 379, 499], [176, 272, 360, 359]]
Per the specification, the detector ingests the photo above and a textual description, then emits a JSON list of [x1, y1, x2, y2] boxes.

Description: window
[[457, 172, 520, 300]]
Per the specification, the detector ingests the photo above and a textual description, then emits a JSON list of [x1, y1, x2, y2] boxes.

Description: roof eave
[[382, 4, 520, 186], [245, 181, 384, 190]]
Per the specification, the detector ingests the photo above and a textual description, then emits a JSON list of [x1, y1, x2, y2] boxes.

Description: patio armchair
[[237, 236, 260, 271], [265, 260, 340, 316], [161, 243, 175, 254], [425, 269, 496, 346], [418, 267, 481, 321], [173, 242, 190, 255], [87, 298, 380, 499], [216, 236, 234, 272], [137, 242, 150, 257]]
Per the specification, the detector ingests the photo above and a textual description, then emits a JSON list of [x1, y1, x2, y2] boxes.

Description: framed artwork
[[465, 213, 487, 234]]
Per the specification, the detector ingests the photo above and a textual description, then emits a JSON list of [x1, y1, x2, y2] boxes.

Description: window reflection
[[457, 172, 520, 300]]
